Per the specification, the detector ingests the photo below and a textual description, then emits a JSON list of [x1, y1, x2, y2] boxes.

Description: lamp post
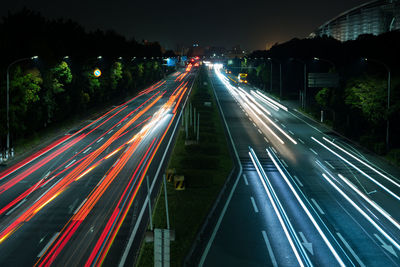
[[6, 56, 38, 160], [363, 58, 391, 151], [268, 58, 282, 98], [290, 58, 307, 109]]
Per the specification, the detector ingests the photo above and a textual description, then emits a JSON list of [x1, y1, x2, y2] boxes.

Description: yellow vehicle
[[238, 73, 248, 83]]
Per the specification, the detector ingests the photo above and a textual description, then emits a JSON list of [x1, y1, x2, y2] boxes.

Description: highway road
[[0, 69, 196, 266], [200, 64, 400, 266]]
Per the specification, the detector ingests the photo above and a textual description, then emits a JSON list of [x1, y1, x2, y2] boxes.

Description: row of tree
[[0, 9, 175, 151], [232, 32, 400, 157]]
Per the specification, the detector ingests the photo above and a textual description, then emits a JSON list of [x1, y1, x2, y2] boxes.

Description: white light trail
[[268, 149, 345, 267], [322, 173, 400, 253], [323, 137, 400, 189], [312, 136, 400, 202]]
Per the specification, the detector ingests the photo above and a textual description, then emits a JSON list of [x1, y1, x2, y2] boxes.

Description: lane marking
[[298, 138, 305, 144], [83, 147, 92, 154], [250, 197, 259, 213], [262, 231, 278, 267], [293, 175, 303, 187], [281, 159, 289, 168], [37, 232, 59, 257], [243, 174, 249, 186], [252, 123, 257, 127], [258, 129, 263, 134], [264, 137, 269, 143], [309, 148, 318, 155], [281, 124, 286, 128], [289, 130, 295, 135], [299, 231, 314, 255], [6, 199, 27, 216], [311, 198, 325, 215], [336, 232, 366, 267], [96, 137, 104, 143], [65, 159, 76, 169], [324, 160, 336, 170]]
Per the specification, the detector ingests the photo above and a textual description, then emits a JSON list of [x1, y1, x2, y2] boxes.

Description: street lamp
[[268, 58, 282, 98], [290, 58, 307, 109], [97, 56, 102, 59], [63, 56, 69, 60], [313, 57, 335, 70], [363, 57, 391, 151], [5, 56, 38, 160]]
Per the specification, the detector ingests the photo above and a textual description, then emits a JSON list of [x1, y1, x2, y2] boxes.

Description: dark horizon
[[2, 0, 368, 51]]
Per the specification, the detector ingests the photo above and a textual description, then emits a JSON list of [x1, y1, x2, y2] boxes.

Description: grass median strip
[[137, 67, 233, 266]]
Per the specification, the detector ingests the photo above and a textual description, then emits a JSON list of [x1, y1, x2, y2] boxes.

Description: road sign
[[93, 68, 102, 77], [308, 73, 339, 88]]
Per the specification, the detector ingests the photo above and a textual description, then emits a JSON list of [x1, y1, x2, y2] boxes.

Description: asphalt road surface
[[200, 65, 400, 267], [0, 69, 196, 266]]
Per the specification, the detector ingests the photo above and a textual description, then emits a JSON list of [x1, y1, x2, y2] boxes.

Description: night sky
[[2, 0, 368, 51]]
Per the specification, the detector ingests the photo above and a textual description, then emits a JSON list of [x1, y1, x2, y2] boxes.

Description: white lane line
[[83, 147, 92, 154], [245, 112, 248, 116], [250, 197, 259, 213], [264, 137, 269, 143], [298, 138, 305, 144], [289, 130, 295, 135], [252, 122, 257, 127], [6, 199, 27, 216], [37, 232, 59, 257], [258, 129, 263, 134], [271, 147, 278, 154], [262, 231, 278, 267], [293, 175, 303, 187], [274, 119, 278, 122], [324, 160, 336, 170], [65, 159, 76, 169], [311, 198, 325, 215], [243, 174, 249, 186], [281, 159, 289, 168], [309, 148, 318, 155], [108, 129, 114, 134], [96, 137, 104, 143], [336, 232, 366, 267], [281, 124, 286, 128], [117, 123, 121, 127]]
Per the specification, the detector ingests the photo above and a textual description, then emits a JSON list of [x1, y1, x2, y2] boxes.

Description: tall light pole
[[363, 58, 391, 151], [268, 58, 282, 98], [290, 58, 307, 109], [6, 56, 38, 160]]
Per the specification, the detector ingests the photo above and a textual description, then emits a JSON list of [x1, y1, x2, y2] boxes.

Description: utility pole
[[146, 175, 153, 231], [163, 174, 170, 230]]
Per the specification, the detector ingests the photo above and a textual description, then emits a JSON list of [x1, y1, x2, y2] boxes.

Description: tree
[[110, 61, 123, 90], [345, 75, 387, 125], [10, 66, 42, 133]]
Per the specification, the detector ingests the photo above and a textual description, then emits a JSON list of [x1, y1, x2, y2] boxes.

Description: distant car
[[238, 73, 248, 83]]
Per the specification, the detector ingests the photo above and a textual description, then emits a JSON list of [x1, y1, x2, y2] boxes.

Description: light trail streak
[[322, 173, 400, 253], [267, 148, 346, 267], [0, 92, 164, 245], [337, 174, 400, 231], [322, 137, 400, 188], [248, 147, 309, 267], [256, 90, 288, 111], [312, 136, 400, 202]]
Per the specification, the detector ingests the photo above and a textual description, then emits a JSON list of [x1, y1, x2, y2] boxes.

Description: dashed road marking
[[250, 197, 259, 213], [324, 160, 336, 170], [309, 148, 318, 155], [243, 174, 249, 185], [293, 175, 303, 187], [298, 138, 305, 144], [311, 198, 325, 215]]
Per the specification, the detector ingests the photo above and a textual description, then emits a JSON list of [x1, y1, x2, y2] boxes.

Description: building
[[311, 0, 400, 41]]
